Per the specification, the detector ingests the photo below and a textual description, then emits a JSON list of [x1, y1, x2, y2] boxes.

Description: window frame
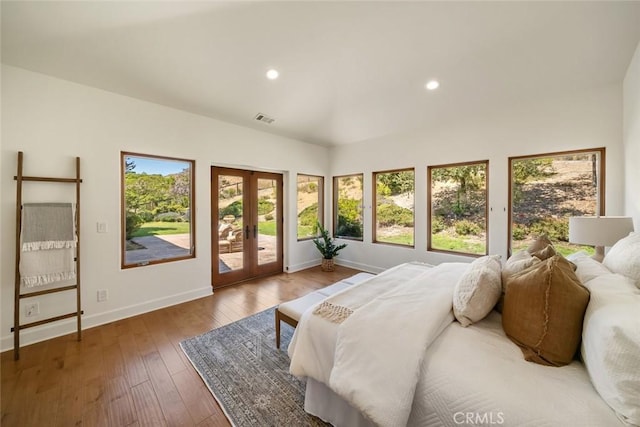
[[372, 168, 415, 247], [296, 173, 324, 241], [507, 147, 605, 256], [120, 151, 196, 269], [333, 173, 364, 241], [427, 160, 489, 257]]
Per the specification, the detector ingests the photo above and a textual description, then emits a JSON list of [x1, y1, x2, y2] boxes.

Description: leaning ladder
[[12, 151, 83, 360]]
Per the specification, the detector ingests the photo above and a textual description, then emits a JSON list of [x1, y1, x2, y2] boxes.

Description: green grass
[[258, 220, 277, 236], [377, 234, 414, 246], [431, 234, 486, 255], [297, 225, 316, 239], [512, 241, 595, 257], [132, 221, 190, 237]]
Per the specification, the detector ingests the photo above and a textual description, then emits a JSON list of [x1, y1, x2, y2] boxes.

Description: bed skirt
[[305, 378, 374, 427]]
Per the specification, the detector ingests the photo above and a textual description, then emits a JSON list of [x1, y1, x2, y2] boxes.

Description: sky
[[125, 155, 189, 176]]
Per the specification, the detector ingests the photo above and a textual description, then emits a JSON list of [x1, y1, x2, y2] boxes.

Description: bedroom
[[1, 1, 640, 426]]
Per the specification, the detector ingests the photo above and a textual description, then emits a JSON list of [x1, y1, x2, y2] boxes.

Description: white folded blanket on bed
[[290, 261, 470, 427]]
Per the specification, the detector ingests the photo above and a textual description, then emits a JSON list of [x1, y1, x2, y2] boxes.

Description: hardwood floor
[[1, 265, 360, 427]]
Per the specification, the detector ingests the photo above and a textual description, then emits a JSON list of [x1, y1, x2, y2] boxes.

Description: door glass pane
[[258, 178, 278, 265], [218, 174, 244, 272]]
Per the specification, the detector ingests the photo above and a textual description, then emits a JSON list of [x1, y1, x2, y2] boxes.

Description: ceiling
[[2, 1, 640, 147]]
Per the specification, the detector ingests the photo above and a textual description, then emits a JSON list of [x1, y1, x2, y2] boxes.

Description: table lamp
[[568, 216, 634, 262]]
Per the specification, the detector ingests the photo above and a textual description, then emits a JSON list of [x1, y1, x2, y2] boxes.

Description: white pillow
[[453, 255, 502, 327], [501, 250, 541, 286], [581, 273, 640, 425], [572, 254, 612, 285], [603, 232, 640, 288]]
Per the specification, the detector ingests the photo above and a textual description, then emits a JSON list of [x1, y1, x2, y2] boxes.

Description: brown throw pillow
[[526, 235, 552, 254], [530, 243, 556, 261], [502, 255, 590, 366], [496, 251, 541, 313]]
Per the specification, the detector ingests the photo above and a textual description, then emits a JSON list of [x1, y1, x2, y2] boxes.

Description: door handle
[[245, 225, 249, 239]]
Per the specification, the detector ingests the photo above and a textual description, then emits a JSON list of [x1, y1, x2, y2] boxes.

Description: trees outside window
[[373, 169, 415, 246], [121, 152, 195, 268], [509, 148, 605, 256], [428, 161, 488, 256], [334, 174, 363, 240], [297, 174, 323, 240]]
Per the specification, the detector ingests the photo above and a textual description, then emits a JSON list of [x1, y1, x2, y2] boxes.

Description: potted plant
[[312, 221, 347, 272]]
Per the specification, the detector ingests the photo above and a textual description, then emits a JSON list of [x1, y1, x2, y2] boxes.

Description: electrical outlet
[[25, 302, 39, 317], [97, 289, 108, 302], [97, 222, 108, 233]]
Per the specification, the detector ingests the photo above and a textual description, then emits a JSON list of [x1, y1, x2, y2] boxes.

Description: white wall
[[0, 65, 329, 350], [1, 61, 632, 350], [624, 41, 640, 230], [329, 84, 626, 273]]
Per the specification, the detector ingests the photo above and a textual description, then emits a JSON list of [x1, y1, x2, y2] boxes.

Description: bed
[[288, 233, 640, 427]]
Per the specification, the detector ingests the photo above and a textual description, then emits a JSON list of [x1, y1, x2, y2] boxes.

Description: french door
[[211, 167, 283, 288]]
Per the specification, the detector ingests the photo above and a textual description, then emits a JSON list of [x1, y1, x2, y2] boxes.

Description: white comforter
[[289, 262, 470, 427]]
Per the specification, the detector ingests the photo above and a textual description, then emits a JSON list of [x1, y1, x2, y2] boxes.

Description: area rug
[[180, 308, 329, 426], [219, 259, 231, 273]]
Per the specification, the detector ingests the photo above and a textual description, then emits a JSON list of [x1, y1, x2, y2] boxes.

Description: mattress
[[302, 311, 623, 427], [408, 311, 623, 427]]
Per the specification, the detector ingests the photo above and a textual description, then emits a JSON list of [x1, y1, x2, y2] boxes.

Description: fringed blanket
[[313, 263, 425, 324], [20, 203, 76, 287], [289, 262, 470, 427]]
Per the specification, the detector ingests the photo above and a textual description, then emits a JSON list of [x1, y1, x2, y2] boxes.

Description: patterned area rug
[[180, 308, 329, 426]]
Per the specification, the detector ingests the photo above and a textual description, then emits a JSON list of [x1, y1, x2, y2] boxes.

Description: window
[[509, 148, 604, 255], [373, 169, 415, 246], [334, 174, 363, 240], [121, 152, 195, 268], [297, 174, 323, 240], [428, 161, 488, 256]]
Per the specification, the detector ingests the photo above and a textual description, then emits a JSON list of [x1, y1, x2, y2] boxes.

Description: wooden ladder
[[12, 151, 83, 360]]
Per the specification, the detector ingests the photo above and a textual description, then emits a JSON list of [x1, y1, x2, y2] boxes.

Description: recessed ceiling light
[[266, 69, 279, 80], [425, 80, 440, 90]]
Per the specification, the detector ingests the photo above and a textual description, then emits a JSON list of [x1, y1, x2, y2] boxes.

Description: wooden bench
[[275, 272, 375, 348]]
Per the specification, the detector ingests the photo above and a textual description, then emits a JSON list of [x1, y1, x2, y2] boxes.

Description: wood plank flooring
[[1, 265, 360, 427]]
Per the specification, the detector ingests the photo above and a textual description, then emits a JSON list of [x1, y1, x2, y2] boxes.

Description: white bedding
[[409, 311, 623, 427], [290, 263, 624, 427], [289, 262, 470, 426]]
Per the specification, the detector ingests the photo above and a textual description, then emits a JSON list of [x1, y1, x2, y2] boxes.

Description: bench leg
[[275, 309, 281, 349]]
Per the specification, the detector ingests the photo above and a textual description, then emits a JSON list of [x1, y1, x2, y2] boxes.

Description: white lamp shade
[[568, 216, 634, 247]]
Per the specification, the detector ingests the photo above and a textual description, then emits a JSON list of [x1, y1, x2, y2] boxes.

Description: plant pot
[[321, 258, 335, 272]]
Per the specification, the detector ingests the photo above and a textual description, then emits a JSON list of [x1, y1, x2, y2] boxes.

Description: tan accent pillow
[[530, 243, 556, 261], [496, 251, 541, 313], [526, 235, 552, 254], [502, 255, 590, 366]]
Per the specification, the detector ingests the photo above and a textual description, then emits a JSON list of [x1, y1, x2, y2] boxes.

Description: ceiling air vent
[[254, 113, 275, 124]]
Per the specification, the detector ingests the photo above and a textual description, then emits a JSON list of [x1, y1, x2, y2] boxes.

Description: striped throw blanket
[[20, 203, 76, 287]]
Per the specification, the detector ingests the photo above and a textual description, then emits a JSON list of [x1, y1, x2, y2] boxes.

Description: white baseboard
[[334, 259, 383, 274], [1, 286, 213, 352], [286, 259, 321, 273], [287, 259, 382, 274]]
